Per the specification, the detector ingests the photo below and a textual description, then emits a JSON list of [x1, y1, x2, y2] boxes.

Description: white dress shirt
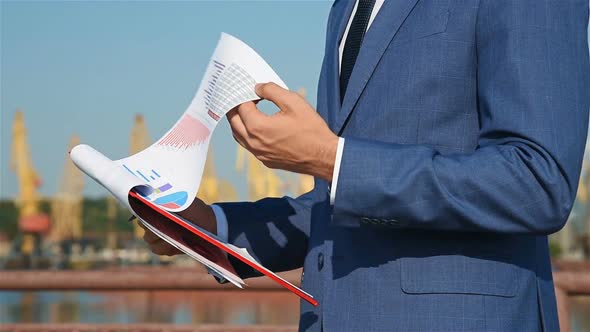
[[213, 0, 385, 237]]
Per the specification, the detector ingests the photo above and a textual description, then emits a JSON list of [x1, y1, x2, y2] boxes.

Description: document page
[[71, 33, 287, 212], [69, 33, 318, 306]]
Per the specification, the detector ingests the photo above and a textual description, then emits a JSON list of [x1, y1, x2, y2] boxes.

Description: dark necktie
[[340, 0, 376, 104]]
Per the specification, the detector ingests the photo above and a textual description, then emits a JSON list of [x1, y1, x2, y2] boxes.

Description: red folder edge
[[128, 190, 319, 307]]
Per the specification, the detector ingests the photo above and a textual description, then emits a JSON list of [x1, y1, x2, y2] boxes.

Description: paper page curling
[[71, 33, 287, 211], [68, 34, 317, 305], [70, 144, 152, 208]]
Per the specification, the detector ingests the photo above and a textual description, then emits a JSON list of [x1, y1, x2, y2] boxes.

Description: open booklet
[[70, 33, 318, 307]]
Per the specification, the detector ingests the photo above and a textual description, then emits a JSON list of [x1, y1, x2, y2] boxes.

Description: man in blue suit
[[144, 0, 590, 330]]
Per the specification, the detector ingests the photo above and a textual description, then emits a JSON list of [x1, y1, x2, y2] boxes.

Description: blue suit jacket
[[218, 0, 590, 331]]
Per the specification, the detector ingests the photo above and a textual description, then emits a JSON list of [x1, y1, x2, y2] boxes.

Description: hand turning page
[[71, 33, 285, 211], [70, 33, 318, 306]]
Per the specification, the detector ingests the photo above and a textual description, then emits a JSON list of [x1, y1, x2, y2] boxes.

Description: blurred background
[[0, 1, 589, 331]]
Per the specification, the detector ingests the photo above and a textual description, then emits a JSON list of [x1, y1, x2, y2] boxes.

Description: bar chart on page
[[205, 61, 258, 122]]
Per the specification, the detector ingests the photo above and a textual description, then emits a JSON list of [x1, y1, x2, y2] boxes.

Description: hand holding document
[[70, 33, 318, 306]]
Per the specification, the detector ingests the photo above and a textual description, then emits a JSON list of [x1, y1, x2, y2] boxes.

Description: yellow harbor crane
[[578, 142, 590, 253], [130, 114, 151, 157], [292, 88, 315, 196], [236, 144, 284, 200], [197, 148, 238, 204], [106, 194, 118, 250], [294, 171, 315, 196], [129, 114, 152, 238], [556, 140, 590, 257], [50, 136, 84, 242], [10, 110, 50, 257], [586, 158, 590, 254]]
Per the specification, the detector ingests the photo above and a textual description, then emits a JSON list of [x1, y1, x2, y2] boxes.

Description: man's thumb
[[255, 82, 290, 109]]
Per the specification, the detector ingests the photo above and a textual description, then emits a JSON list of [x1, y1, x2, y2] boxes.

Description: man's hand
[[228, 83, 339, 181], [138, 197, 217, 256], [138, 222, 182, 256]]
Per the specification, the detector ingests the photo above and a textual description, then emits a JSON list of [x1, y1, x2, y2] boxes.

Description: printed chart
[[70, 33, 288, 213], [157, 114, 211, 150], [122, 164, 188, 209], [205, 62, 258, 122]]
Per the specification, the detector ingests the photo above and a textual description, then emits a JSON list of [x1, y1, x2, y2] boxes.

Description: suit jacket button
[[392, 219, 405, 227], [318, 253, 324, 271]]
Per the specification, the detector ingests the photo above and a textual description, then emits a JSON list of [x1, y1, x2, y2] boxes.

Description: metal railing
[[0, 324, 297, 332], [0, 267, 301, 332], [553, 261, 590, 332], [0, 267, 299, 291], [1, 264, 589, 331]]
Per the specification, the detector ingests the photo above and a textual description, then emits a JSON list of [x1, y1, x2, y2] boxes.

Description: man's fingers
[[136, 220, 146, 230], [151, 241, 179, 256], [143, 229, 160, 244], [137, 219, 180, 256], [227, 107, 249, 149], [227, 108, 249, 145], [236, 101, 268, 133], [255, 82, 292, 109]]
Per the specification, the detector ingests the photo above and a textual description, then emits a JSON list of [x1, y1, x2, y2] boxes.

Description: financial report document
[[70, 33, 318, 306]]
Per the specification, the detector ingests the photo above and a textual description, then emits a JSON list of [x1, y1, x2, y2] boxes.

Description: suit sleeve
[[332, 0, 590, 234], [215, 188, 320, 279]]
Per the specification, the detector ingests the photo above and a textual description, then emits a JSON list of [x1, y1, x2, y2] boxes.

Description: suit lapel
[[325, 0, 356, 131], [334, 0, 420, 135]]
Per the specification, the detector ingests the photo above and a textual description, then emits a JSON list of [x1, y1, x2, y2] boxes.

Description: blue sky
[[1, 0, 333, 199], [2, 1, 589, 200]]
